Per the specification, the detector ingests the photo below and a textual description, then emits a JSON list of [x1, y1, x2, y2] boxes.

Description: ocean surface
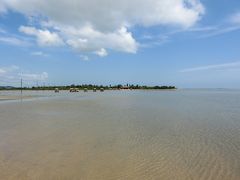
[[0, 89, 240, 179]]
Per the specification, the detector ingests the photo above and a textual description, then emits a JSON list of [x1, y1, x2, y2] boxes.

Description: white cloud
[[187, 26, 218, 32], [0, 65, 20, 84], [19, 72, 48, 81], [1, 0, 204, 56], [197, 12, 240, 38], [31, 51, 48, 57], [79, 55, 89, 61], [65, 26, 137, 54], [1, 0, 204, 29], [199, 26, 240, 38], [0, 65, 19, 75], [230, 12, 240, 24], [0, 65, 48, 86], [0, 1, 6, 13], [0, 68, 6, 75], [180, 62, 240, 72], [0, 27, 31, 46], [19, 26, 64, 46], [0, 36, 29, 46], [95, 48, 108, 57]]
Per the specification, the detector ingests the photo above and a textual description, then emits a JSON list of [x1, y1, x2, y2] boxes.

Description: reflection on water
[[0, 89, 240, 179]]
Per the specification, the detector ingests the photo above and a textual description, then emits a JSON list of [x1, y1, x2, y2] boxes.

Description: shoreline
[[0, 95, 35, 101]]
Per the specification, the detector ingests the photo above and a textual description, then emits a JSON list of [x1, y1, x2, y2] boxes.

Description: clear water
[[0, 89, 240, 179]]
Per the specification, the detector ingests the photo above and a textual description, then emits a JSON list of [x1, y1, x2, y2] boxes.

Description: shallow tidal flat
[[0, 90, 240, 180]]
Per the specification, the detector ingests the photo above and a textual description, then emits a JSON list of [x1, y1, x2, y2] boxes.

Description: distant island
[[0, 84, 176, 91]]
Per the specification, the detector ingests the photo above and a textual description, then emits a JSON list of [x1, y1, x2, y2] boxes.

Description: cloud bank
[[0, 0, 204, 56], [0, 65, 48, 86], [19, 72, 48, 81]]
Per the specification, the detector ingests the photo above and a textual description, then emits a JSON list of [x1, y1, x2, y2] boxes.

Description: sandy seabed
[[0, 90, 240, 180]]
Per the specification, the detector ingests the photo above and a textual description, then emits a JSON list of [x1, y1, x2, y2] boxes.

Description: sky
[[0, 0, 240, 88]]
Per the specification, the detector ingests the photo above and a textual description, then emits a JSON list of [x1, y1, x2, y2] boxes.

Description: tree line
[[2, 84, 176, 90]]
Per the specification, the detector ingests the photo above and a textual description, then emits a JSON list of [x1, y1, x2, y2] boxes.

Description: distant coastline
[[0, 84, 176, 91]]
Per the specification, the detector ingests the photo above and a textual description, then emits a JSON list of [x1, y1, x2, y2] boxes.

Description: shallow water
[[0, 89, 240, 179]]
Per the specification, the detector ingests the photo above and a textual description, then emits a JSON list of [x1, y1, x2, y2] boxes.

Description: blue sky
[[0, 0, 240, 88]]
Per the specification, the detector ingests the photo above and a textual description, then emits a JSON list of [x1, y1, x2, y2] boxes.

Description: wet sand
[[0, 90, 41, 102], [0, 95, 33, 101], [0, 90, 240, 179]]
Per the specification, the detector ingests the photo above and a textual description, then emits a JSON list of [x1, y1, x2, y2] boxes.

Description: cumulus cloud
[[65, 26, 137, 54], [95, 48, 108, 57], [1, 0, 204, 29], [19, 26, 64, 46], [1, 0, 204, 56]]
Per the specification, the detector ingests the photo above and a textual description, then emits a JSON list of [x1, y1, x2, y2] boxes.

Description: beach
[[0, 90, 240, 179]]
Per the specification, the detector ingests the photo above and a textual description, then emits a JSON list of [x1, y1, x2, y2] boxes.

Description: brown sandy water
[[0, 90, 240, 179]]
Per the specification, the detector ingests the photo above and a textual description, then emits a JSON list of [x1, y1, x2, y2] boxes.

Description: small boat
[[100, 88, 104, 92], [93, 88, 97, 92]]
